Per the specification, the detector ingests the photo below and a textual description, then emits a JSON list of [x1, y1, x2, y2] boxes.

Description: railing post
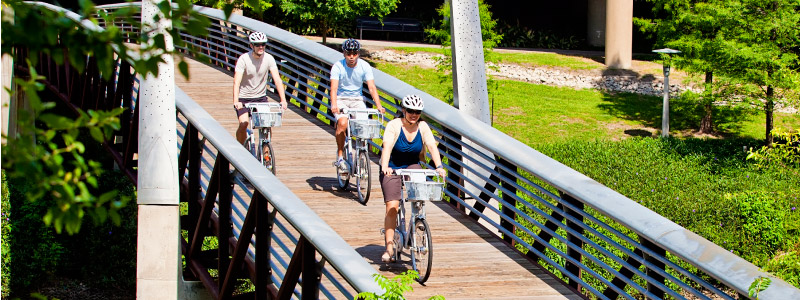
[[562, 193, 586, 290], [498, 157, 517, 244], [302, 238, 321, 300], [641, 237, 666, 299], [185, 124, 201, 275], [255, 193, 275, 298], [441, 127, 464, 212], [217, 155, 233, 293]]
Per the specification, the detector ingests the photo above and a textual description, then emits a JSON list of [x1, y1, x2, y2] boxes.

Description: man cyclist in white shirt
[[330, 38, 385, 171], [232, 31, 288, 147]]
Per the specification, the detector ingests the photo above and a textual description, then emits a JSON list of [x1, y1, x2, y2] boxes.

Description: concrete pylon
[[587, 0, 606, 47], [449, 0, 495, 212], [136, 0, 180, 299], [605, 0, 633, 69]]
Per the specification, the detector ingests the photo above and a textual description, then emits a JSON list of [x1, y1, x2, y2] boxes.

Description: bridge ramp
[[175, 57, 580, 299]]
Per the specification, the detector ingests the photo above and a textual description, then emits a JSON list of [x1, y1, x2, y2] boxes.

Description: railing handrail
[[175, 87, 382, 294], [88, 2, 800, 298]]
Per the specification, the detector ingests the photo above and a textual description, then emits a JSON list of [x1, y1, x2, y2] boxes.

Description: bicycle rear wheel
[[336, 146, 351, 190], [412, 218, 432, 283], [262, 141, 276, 175], [356, 150, 371, 205]]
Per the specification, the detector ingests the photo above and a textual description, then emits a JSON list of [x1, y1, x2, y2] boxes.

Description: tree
[[1, 0, 210, 234], [715, 0, 800, 146], [637, 0, 800, 142], [636, 0, 734, 134], [279, 0, 400, 44]]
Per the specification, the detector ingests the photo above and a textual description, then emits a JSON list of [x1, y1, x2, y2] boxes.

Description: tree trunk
[[321, 19, 328, 44], [699, 71, 714, 134], [765, 85, 775, 147]]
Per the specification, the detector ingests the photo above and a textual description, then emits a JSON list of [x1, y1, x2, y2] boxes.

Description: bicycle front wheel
[[356, 150, 371, 205], [262, 141, 276, 175], [412, 218, 433, 283]]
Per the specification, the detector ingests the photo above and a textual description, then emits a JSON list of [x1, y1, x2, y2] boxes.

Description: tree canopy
[[279, 0, 400, 43], [637, 0, 800, 143], [1, 0, 209, 234]]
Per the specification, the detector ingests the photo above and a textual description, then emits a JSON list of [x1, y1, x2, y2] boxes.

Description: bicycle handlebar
[[245, 102, 284, 111], [341, 107, 381, 115], [393, 169, 444, 183]]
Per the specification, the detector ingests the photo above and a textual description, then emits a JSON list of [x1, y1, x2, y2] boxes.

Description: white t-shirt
[[330, 58, 374, 98], [235, 51, 278, 99]]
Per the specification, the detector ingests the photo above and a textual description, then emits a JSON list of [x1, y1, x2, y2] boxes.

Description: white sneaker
[[334, 158, 348, 173]]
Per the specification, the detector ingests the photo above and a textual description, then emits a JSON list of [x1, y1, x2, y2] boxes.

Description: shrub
[[2, 172, 11, 297], [732, 191, 787, 255], [747, 128, 800, 168]]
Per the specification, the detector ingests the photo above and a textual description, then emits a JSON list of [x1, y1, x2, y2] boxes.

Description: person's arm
[[330, 79, 340, 114], [365, 79, 384, 114], [269, 67, 288, 110], [420, 122, 446, 178], [380, 120, 400, 175], [232, 69, 244, 109]]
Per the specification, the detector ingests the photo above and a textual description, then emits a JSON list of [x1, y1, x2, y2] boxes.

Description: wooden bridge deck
[[175, 57, 580, 300]]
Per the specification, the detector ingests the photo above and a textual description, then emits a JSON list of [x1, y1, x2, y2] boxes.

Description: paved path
[[175, 56, 581, 299]]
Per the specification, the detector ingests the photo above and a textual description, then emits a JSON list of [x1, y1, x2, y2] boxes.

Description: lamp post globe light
[[652, 48, 681, 137]]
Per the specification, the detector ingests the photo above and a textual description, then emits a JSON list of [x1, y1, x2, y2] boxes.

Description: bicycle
[[334, 107, 382, 205], [244, 102, 282, 175], [382, 168, 444, 284]]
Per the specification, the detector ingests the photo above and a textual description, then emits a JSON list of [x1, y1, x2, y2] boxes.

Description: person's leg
[[335, 116, 348, 158], [380, 170, 403, 262], [384, 199, 400, 259], [236, 108, 250, 144]]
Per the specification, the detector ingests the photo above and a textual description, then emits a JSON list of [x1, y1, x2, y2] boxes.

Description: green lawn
[[375, 61, 800, 145]]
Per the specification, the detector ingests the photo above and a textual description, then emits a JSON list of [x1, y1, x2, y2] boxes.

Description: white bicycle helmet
[[401, 94, 424, 110], [249, 32, 268, 44]]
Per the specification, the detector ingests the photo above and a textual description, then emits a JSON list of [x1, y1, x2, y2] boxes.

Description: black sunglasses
[[252, 43, 267, 47], [344, 50, 359, 56], [406, 109, 422, 115]]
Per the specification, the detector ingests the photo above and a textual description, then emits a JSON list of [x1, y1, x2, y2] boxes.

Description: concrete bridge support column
[[449, 0, 494, 206], [605, 0, 633, 69], [136, 0, 180, 299], [587, 0, 606, 47]]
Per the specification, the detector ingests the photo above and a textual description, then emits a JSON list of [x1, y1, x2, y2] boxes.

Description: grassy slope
[[374, 58, 800, 287], [375, 62, 800, 144]]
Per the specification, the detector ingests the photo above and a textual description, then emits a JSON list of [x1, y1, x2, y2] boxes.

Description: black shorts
[[235, 96, 269, 118]]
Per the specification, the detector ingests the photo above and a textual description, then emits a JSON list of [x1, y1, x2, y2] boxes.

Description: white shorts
[[334, 97, 367, 120]]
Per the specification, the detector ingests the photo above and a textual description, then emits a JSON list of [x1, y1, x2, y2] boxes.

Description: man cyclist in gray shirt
[[232, 31, 288, 146]]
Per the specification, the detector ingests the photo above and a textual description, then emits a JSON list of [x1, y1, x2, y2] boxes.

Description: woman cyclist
[[379, 94, 446, 262]]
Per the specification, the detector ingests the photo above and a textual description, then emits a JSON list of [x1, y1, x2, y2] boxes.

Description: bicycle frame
[[336, 108, 382, 204], [244, 102, 282, 174]]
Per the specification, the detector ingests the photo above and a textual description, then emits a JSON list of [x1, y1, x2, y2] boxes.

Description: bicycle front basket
[[252, 111, 282, 128], [349, 119, 382, 139], [405, 181, 444, 201]]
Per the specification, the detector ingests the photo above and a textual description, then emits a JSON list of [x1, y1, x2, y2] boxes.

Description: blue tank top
[[388, 129, 423, 169]]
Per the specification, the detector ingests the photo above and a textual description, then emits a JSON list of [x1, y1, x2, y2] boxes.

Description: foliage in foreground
[[1, 0, 208, 234], [4, 168, 137, 297], [356, 271, 444, 300]]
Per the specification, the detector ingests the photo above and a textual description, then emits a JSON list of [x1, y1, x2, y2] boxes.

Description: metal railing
[[90, 2, 800, 299], [21, 2, 382, 299]]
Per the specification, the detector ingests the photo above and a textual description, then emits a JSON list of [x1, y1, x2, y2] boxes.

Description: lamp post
[[652, 48, 680, 137]]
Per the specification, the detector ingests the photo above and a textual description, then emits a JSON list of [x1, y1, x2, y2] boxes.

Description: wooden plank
[[175, 58, 581, 300]]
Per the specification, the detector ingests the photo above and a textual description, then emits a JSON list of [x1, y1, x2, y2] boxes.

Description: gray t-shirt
[[235, 51, 278, 99]]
